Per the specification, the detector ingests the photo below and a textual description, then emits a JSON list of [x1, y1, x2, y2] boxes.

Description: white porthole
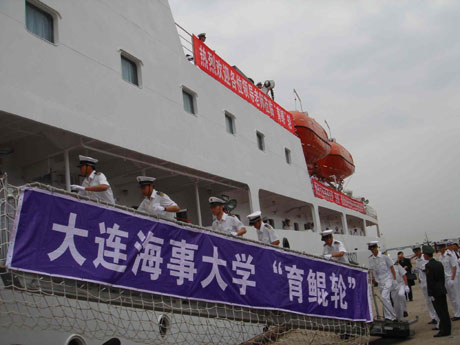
[[65, 334, 86, 345], [158, 314, 171, 338]]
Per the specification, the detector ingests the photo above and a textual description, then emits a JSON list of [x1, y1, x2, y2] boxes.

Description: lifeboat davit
[[290, 111, 331, 167], [316, 141, 355, 183]]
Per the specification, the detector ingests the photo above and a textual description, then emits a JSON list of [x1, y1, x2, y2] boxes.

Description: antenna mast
[[293, 89, 304, 113], [324, 120, 332, 138]]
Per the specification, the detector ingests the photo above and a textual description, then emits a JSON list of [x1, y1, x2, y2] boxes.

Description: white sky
[[169, 0, 460, 247]]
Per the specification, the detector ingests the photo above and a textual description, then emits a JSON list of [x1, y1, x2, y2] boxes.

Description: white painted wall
[[0, 0, 311, 206]]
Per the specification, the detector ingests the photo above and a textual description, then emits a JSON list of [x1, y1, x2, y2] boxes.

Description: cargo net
[[0, 175, 370, 345]]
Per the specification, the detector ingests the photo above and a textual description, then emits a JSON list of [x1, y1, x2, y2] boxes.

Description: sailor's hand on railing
[[71, 184, 85, 192], [231, 231, 238, 237], [323, 254, 332, 260]]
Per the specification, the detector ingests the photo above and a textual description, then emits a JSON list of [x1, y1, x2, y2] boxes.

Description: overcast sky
[[169, 0, 460, 248]]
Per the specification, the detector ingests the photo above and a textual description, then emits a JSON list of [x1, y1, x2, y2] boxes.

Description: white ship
[[0, 1, 379, 344]]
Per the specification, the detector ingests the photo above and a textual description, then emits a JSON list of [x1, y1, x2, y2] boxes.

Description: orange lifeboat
[[316, 141, 355, 183], [290, 111, 331, 167]]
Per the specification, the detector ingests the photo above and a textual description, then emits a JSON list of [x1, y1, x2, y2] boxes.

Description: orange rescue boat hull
[[316, 141, 355, 182], [290, 111, 331, 165]]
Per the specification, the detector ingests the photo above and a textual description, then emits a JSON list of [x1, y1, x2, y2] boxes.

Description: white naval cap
[[367, 240, 379, 249], [209, 196, 225, 206], [136, 176, 156, 186], [77, 155, 98, 167], [247, 211, 262, 225], [320, 229, 334, 239]]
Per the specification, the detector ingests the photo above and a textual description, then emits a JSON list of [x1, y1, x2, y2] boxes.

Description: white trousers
[[379, 279, 396, 320], [391, 284, 406, 321], [420, 284, 439, 322], [445, 277, 460, 317]]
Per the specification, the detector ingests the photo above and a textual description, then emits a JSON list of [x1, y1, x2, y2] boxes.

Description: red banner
[[311, 179, 365, 214], [193, 36, 295, 134]]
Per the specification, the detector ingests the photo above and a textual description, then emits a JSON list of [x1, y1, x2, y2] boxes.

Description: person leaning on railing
[[136, 176, 180, 221], [71, 155, 115, 204], [209, 197, 246, 237]]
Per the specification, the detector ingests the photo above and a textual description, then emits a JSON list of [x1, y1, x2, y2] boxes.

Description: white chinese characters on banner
[[94, 222, 129, 272], [307, 269, 329, 306], [45, 212, 360, 313], [231, 253, 256, 295], [48, 213, 88, 266], [167, 239, 198, 285], [285, 264, 305, 303], [330, 273, 348, 310], [201, 246, 227, 291], [132, 230, 164, 280]]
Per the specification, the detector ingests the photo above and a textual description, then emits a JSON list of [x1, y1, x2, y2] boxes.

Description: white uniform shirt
[[255, 223, 279, 244], [212, 213, 245, 235], [369, 252, 394, 284], [394, 264, 406, 287], [79, 171, 114, 204], [439, 249, 458, 279], [415, 256, 429, 288], [453, 250, 460, 267], [323, 240, 349, 263], [138, 190, 177, 220]]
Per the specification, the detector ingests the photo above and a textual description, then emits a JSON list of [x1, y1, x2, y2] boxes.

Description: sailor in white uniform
[[438, 240, 460, 320], [447, 240, 460, 293], [413, 245, 439, 325], [368, 241, 397, 321], [321, 229, 348, 263], [209, 197, 246, 237], [247, 211, 280, 245], [71, 155, 115, 204], [136, 176, 180, 220], [392, 260, 410, 320]]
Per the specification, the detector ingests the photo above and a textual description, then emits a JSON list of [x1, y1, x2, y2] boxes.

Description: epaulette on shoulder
[[157, 191, 165, 196], [266, 225, 272, 230], [96, 171, 102, 175], [334, 240, 340, 244]]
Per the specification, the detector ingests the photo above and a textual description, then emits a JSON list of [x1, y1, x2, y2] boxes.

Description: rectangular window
[[256, 131, 265, 151], [225, 113, 235, 134], [285, 148, 291, 164], [183, 89, 195, 114], [121, 55, 139, 85], [294, 222, 299, 231], [26, 1, 54, 43]]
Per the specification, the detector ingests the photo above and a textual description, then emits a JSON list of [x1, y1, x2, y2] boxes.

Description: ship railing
[[365, 205, 378, 219], [175, 22, 194, 58], [0, 175, 371, 345], [0, 174, 365, 267]]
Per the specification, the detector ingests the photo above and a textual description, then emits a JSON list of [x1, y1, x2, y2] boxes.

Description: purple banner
[[7, 188, 371, 322]]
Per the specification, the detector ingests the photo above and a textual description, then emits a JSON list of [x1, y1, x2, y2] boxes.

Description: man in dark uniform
[[398, 251, 415, 301], [423, 244, 451, 337]]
